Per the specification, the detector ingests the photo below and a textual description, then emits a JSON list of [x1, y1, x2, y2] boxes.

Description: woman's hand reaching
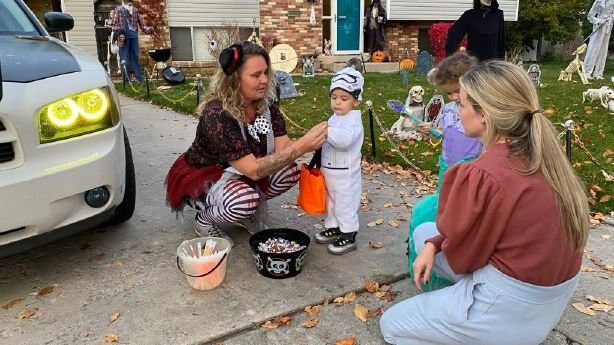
[[413, 242, 437, 292], [296, 122, 328, 154]]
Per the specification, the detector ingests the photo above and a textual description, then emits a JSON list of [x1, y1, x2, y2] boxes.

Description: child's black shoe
[[327, 232, 357, 255], [315, 227, 342, 244]]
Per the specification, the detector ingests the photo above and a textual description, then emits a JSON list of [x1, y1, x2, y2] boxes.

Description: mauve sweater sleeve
[[427, 164, 513, 275]]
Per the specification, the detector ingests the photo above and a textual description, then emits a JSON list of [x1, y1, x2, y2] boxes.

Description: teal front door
[[336, 0, 361, 52]]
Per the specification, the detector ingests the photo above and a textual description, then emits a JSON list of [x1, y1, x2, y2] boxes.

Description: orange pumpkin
[[399, 59, 415, 70], [371, 51, 385, 63]]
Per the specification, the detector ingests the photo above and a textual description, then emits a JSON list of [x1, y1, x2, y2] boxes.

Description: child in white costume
[[315, 67, 365, 255]]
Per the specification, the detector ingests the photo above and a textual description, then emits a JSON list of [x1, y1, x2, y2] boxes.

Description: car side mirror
[[44, 12, 74, 33]]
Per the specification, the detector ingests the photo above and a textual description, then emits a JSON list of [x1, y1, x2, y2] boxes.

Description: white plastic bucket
[[176, 237, 231, 290]]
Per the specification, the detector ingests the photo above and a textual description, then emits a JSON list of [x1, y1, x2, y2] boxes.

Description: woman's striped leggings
[[191, 163, 300, 227]]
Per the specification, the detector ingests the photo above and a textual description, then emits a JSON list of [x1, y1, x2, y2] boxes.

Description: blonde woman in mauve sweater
[[380, 61, 590, 345]]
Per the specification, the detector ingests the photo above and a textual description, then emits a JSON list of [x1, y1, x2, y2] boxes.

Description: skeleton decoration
[[253, 253, 264, 271], [527, 64, 542, 88], [266, 257, 291, 276], [390, 86, 425, 140], [425, 95, 445, 123], [295, 252, 307, 271], [302, 57, 315, 77], [582, 86, 614, 108], [559, 44, 589, 85], [416, 51, 434, 76], [324, 39, 332, 56]]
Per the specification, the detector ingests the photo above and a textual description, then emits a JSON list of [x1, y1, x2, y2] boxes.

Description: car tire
[[107, 128, 136, 225]]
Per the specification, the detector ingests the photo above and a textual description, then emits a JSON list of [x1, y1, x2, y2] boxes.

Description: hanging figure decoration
[[111, 0, 155, 82], [584, 0, 614, 80], [445, 0, 506, 61], [364, 0, 387, 58]]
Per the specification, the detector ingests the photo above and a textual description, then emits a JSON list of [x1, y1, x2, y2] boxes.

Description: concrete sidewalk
[[0, 96, 612, 345]]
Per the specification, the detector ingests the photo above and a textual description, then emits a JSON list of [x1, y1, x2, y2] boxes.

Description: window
[[170, 26, 255, 62], [0, 0, 38, 36], [170, 27, 193, 61]]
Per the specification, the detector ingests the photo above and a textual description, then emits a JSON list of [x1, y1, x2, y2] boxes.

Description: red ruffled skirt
[[165, 154, 270, 212]]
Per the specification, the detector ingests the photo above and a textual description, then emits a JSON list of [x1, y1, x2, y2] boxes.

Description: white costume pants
[[321, 168, 361, 233], [380, 222, 579, 345]]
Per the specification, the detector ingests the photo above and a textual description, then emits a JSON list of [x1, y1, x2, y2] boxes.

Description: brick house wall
[[259, 0, 323, 57], [384, 21, 420, 61]]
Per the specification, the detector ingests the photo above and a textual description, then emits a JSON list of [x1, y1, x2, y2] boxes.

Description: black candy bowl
[[249, 228, 310, 279]]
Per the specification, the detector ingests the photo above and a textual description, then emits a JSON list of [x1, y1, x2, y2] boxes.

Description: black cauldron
[[249, 229, 310, 279], [148, 48, 171, 63]]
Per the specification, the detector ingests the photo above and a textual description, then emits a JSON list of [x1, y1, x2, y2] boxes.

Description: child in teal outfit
[[408, 53, 482, 291]]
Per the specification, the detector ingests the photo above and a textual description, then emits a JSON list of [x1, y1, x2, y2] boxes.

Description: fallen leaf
[[602, 235, 612, 240], [302, 319, 319, 328], [278, 316, 292, 325], [378, 136, 385, 142], [110, 312, 120, 324], [367, 307, 383, 318], [354, 303, 369, 322], [335, 337, 357, 345], [368, 241, 385, 249], [375, 219, 384, 225], [599, 195, 611, 203], [380, 285, 391, 292], [304, 305, 319, 317], [261, 320, 279, 329], [388, 220, 399, 228], [396, 214, 408, 221], [103, 333, 119, 343], [2, 298, 24, 310], [365, 280, 379, 293], [36, 287, 54, 297], [367, 222, 377, 228], [581, 266, 598, 272], [383, 203, 393, 208], [591, 185, 604, 193], [420, 151, 434, 157], [572, 303, 596, 316], [17, 308, 38, 319], [544, 108, 555, 116], [588, 303, 613, 313], [114, 260, 124, 268], [334, 292, 357, 305]]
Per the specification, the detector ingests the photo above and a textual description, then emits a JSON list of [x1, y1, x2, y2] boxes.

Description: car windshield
[[0, 0, 39, 36]]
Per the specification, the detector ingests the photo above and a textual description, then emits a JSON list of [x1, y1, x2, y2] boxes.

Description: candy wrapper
[[258, 238, 306, 253]]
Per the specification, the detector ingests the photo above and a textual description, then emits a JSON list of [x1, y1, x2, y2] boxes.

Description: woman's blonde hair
[[199, 41, 276, 122], [460, 60, 590, 250]]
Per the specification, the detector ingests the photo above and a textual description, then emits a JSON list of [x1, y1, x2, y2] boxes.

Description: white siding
[[387, 0, 519, 22], [63, 0, 97, 56], [167, 0, 260, 27]]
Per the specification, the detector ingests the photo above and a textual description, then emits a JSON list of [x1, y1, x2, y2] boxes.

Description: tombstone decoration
[[425, 95, 445, 123], [302, 57, 315, 77], [400, 69, 410, 86], [275, 70, 299, 99], [527, 64, 542, 88], [416, 51, 434, 76]]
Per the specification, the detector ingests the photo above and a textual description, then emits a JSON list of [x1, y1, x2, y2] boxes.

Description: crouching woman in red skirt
[[166, 41, 327, 246]]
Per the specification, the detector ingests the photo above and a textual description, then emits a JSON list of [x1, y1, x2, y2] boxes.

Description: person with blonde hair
[[380, 60, 589, 344], [165, 41, 327, 245]]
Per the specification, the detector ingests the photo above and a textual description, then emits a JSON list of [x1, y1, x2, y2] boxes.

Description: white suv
[[0, 0, 135, 255]]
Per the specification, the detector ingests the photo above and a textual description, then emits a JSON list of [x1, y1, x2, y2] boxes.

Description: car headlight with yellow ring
[[38, 87, 119, 144]]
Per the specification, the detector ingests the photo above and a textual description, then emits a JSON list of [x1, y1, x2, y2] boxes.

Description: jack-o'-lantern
[[371, 51, 385, 63], [399, 59, 415, 70]]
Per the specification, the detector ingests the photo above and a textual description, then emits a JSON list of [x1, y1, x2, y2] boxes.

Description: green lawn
[[117, 61, 613, 213]]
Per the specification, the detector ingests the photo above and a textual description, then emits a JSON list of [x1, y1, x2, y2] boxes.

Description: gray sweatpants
[[380, 222, 579, 345]]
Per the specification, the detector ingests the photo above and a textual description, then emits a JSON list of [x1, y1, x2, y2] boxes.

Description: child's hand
[[418, 123, 432, 135]]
